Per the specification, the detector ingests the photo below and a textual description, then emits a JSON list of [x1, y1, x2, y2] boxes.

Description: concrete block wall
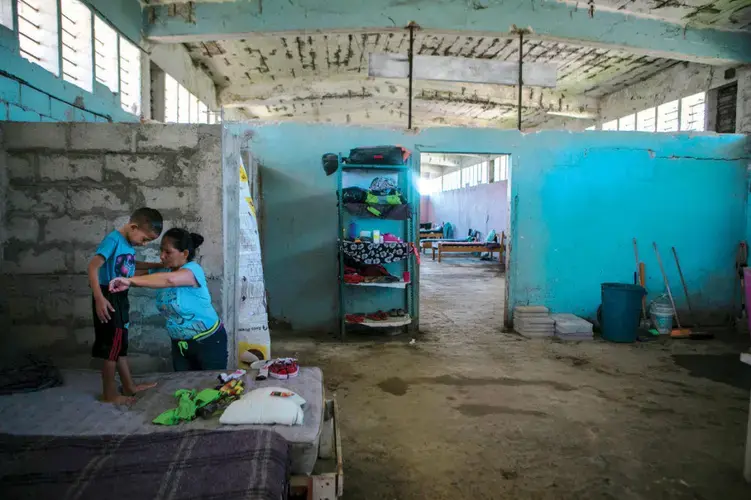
[[0, 123, 224, 372]]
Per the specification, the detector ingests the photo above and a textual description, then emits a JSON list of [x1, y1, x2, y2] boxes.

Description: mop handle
[[653, 242, 681, 329]]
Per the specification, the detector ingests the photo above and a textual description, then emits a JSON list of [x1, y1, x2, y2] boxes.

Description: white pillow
[[250, 386, 306, 407], [219, 387, 305, 426]]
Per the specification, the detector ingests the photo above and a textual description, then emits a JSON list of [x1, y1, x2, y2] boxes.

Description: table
[[742, 351, 751, 482]]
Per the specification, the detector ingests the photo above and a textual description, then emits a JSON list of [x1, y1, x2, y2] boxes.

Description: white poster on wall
[[235, 158, 271, 368]]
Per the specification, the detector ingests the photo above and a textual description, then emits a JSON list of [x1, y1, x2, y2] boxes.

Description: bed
[[419, 238, 468, 253], [432, 241, 503, 262], [0, 368, 326, 477], [0, 429, 289, 500], [419, 230, 443, 240]]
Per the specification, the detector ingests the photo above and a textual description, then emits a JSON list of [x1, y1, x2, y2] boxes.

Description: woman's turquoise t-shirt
[[152, 261, 220, 340]]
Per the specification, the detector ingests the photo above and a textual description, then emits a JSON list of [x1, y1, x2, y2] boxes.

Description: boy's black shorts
[[91, 286, 130, 361]]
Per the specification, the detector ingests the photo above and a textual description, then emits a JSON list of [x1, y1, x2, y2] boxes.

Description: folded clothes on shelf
[[341, 240, 410, 264]]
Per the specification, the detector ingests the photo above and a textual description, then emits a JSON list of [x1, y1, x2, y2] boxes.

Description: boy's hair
[[130, 207, 164, 235]]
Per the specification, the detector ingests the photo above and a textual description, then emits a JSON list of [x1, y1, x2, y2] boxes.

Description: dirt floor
[[275, 258, 751, 500]]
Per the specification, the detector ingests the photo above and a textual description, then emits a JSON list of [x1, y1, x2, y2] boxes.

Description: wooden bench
[[432, 241, 503, 263]]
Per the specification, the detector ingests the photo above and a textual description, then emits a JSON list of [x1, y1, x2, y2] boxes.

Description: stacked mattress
[[552, 313, 594, 341], [0, 367, 325, 476], [514, 306, 554, 338]]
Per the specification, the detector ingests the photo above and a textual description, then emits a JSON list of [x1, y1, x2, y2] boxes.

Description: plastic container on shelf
[[373, 230, 381, 243], [347, 222, 358, 240]]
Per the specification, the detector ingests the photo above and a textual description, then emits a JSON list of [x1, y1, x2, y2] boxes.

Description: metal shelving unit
[[336, 154, 417, 340]]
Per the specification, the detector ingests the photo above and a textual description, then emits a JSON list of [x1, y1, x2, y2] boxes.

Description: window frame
[[60, 0, 93, 92], [17, 0, 60, 75]]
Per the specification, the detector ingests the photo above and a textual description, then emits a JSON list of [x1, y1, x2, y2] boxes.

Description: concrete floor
[[275, 258, 751, 499]]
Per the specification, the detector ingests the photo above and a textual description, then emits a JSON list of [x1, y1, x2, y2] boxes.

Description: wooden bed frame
[[290, 398, 344, 499], [420, 231, 443, 240], [432, 241, 503, 263]]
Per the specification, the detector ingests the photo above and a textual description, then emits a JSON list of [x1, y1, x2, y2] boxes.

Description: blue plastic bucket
[[601, 283, 646, 343]]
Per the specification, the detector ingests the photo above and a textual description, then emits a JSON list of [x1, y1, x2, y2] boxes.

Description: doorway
[[417, 152, 511, 338]]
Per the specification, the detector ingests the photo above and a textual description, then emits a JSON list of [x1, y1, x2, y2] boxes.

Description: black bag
[[322, 153, 339, 176], [342, 187, 367, 204], [345, 146, 411, 165]]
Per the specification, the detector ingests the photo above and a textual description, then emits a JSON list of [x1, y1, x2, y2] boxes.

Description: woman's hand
[[109, 277, 132, 293]]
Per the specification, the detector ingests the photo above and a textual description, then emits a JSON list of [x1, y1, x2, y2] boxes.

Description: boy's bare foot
[[123, 382, 157, 396], [100, 394, 135, 405]]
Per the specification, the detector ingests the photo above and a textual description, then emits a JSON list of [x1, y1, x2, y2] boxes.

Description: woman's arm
[[132, 269, 197, 288], [110, 269, 197, 292]]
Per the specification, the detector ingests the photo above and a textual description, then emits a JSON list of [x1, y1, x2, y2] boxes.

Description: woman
[[109, 228, 227, 371]]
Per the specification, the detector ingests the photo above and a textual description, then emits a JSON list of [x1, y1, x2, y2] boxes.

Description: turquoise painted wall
[[0, 0, 140, 122], [232, 123, 748, 332], [510, 132, 749, 325]]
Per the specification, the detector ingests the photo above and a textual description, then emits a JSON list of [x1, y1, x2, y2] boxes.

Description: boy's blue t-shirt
[[152, 261, 220, 340], [95, 230, 136, 285]]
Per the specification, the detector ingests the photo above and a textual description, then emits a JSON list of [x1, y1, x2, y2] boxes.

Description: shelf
[[345, 280, 411, 289], [341, 163, 410, 171], [343, 203, 411, 220], [346, 315, 412, 328]]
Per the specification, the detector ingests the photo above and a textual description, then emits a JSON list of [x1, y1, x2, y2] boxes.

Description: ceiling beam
[[218, 78, 599, 117], [143, 0, 751, 64]]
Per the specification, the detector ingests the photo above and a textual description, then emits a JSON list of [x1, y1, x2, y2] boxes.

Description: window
[[680, 92, 706, 131], [190, 93, 200, 123], [60, 0, 93, 91], [618, 114, 636, 131], [17, 0, 60, 75], [462, 164, 483, 188], [602, 120, 618, 131], [177, 84, 190, 122], [442, 170, 460, 191], [197, 101, 208, 124], [119, 36, 141, 115], [15, 3, 145, 117], [656, 100, 679, 132], [597, 93, 706, 134], [493, 156, 509, 182], [1, 0, 12, 29], [94, 16, 118, 92], [164, 73, 179, 122], [636, 108, 656, 132], [209, 111, 222, 124], [418, 176, 440, 195], [164, 73, 213, 124]]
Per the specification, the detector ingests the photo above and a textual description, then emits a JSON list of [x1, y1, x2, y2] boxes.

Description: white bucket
[[650, 302, 673, 334]]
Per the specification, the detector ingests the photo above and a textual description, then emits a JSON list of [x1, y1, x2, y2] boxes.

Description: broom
[[653, 242, 692, 338], [671, 247, 713, 339]]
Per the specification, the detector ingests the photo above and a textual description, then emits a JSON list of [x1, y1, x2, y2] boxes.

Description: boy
[[88, 207, 164, 404]]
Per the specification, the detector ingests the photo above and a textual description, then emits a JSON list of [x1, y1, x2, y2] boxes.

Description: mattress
[[0, 429, 289, 500], [0, 367, 324, 475]]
